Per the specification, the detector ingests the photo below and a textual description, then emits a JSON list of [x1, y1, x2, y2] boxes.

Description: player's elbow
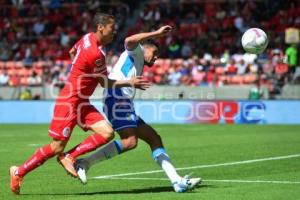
[[124, 37, 132, 46], [125, 37, 137, 50]]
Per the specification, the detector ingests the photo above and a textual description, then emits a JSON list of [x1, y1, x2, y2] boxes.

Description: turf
[[1, 124, 300, 200]]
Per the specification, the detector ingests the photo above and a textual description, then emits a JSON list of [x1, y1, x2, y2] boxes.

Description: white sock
[[152, 148, 181, 184], [83, 140, 123, 169]]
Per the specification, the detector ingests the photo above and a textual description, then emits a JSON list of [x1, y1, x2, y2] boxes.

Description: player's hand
[[156, 25, 172, 37], [130, 76, 152, 90]]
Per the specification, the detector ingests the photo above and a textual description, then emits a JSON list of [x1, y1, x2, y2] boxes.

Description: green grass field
[[1, 124, 300, 200]]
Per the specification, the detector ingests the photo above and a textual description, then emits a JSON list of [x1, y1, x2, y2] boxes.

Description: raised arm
[[125, 25, 172, 50]]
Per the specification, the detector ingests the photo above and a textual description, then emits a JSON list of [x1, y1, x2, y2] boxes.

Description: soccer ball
[[241, 28, 268, 54]]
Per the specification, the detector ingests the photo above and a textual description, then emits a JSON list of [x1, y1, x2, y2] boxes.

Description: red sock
[[67, 133, 108, 159], [17, 144, 55, 177]]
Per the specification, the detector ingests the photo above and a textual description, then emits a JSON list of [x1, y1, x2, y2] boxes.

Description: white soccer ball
[[241, 28, 268, 54]]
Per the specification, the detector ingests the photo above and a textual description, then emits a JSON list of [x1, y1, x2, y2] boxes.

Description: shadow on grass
[[22, 184, 212, 196]]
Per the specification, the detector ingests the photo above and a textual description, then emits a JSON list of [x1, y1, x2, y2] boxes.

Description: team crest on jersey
[[126, 113, 135, 121], [95, 58, 105, 67], [94, 58, 106, 73], [63, 127, 70, 138]]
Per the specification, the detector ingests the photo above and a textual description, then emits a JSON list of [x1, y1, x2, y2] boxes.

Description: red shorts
[[48, 101, 105, 141]]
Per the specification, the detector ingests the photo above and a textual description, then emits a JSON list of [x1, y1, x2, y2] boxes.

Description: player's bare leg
[[58, 120, 114, 177], [9, 140, 66, 194]]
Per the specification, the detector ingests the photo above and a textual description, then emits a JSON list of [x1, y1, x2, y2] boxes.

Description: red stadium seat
[[0, 61, 4, 69], [15, 62, 24, 69], [19, 68, 32, 77], [8, 68, 18, 76], [243, 74, 257, 84], [35, 61, 46, 68], [20, 76, 29, 86], [218, 75, 228, 82], [34, 68, 43, 75], [216, 67, 225, 75], [5, 61, 15, 69], [230, 75, 243, 84]]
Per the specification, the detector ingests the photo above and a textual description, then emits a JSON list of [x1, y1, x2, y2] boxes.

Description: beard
[[144, 60, 155, 67]]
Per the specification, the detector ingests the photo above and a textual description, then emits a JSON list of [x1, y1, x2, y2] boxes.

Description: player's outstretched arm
[[125, 25, 172, 50], [99, 76, 151, 90]]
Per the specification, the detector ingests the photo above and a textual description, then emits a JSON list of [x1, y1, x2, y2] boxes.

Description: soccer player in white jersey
[[74, 25, 201, 193]]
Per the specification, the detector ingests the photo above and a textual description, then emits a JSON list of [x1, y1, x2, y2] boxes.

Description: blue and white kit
[[104, 44, 145, 131]]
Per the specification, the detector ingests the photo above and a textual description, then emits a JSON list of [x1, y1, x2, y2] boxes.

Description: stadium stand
[[0, 0, 299, 100]]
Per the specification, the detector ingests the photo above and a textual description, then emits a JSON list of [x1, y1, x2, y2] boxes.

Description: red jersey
[[58, 33, 107, 104]]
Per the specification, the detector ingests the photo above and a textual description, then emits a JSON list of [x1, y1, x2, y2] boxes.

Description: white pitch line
[[93, 153, 300, 179], [205, 179, 300, 185], [28, 144, 41, 147], [96, 177, 300, 185]]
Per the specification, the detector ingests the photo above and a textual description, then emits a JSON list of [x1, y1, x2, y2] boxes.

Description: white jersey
[[106, 44, 144, 98]]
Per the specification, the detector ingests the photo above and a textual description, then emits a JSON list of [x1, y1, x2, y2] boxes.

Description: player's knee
[[50, 140, 66, 154], [103, 132, 115, 141], [102, 127, 115, 141], [95, 125, 114, 141], [123, 136, 138, 150]]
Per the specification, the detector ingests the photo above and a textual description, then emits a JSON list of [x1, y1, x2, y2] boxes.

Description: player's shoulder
[[80, 33, 94, 50], [125, 44, 143, 56]]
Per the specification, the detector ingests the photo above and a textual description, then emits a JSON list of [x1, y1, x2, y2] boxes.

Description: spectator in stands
[[226, 59, 237, 75], [234, 15, 245, 32], [0, 70, 9, 85], [33, 19, 45, 35], [191, 58, 205, 86], [140, 6, 153, 21], [271, 49, 284, 67], [262, 60, 274, 77], [249, 80, 263, 100], [167, 39, 181, 58], [285, 44, 298, 74], [0, 40, 11, 61], [28, 71, 42, 86], [167, 63, 181, 86], [23, 43, 34, 67], [181, 41, 192, 59], [53, 67, 68, 90], [0, 0, 299, 93], [236, 59, 247, 75], [20, 88, 32, 100], [8, 74, 20, 86], [154, 7, 161, 22]]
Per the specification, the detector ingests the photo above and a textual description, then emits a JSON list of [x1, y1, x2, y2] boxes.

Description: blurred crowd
[[132, 0, 299, 58], [0, 0, 299, 100], [0, 0, 130, 62]]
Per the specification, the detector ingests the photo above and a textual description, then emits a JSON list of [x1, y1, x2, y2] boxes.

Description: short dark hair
[[93, 13, 115, 30], [142, 39, 159, 49]]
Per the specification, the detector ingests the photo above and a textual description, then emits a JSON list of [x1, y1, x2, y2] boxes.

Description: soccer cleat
[[74, 159, 89, 184], [57, 154, 78, 177], [172, 175, 202, 193], [9, 166, 23, 195]]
